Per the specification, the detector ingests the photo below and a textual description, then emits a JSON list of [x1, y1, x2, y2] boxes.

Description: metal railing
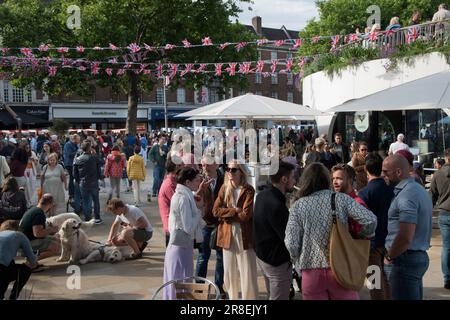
[[339, 19, 450, 52]]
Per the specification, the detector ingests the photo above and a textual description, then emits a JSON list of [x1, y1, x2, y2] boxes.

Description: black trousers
[[0, 261, 32, 300]]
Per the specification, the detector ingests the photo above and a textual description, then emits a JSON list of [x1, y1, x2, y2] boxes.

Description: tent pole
[[441, 109, 446, 152]]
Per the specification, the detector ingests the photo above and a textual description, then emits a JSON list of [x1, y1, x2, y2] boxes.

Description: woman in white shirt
[[163, 167, 204, 300]]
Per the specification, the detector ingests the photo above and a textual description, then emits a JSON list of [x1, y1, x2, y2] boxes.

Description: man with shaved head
[[381, 155, 433, 300]]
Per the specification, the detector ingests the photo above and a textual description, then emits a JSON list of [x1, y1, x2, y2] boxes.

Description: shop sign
[[354, 111, 369, 132]]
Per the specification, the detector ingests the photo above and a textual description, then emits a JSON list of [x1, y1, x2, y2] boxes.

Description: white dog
[[57, 218, 94, 264], [47, 213, 95, 230], [79, 245, 132, 265]]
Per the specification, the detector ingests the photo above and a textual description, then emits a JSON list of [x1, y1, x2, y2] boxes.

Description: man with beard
[[253, 161, 296, 300]]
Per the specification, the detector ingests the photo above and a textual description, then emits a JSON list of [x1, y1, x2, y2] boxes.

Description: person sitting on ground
[[106, 198, 153, 260], [0, 177, 27, 223], [0, 220, 37, 300], [18, 194, 60, 261]]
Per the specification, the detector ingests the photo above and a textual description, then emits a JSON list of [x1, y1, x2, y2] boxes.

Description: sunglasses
[[226, 167, 240, 173], [360, 149, 368, 151]]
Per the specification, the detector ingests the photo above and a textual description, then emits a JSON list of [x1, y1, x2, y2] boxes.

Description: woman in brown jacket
[[352, 141, 369, 191], [213, 160, 258, 300]]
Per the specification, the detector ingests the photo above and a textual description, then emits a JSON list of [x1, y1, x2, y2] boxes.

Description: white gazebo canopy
[[176, 93, 327, 120], [329, 70, 450, 112]]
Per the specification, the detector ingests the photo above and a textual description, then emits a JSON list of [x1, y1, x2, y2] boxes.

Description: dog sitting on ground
[[47, 213, 95, 230], [57, 218, 94, 264], [79, 245, 132, 265]]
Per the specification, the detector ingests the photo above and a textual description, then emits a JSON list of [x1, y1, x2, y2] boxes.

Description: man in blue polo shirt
[[381, 155, 432, 300]]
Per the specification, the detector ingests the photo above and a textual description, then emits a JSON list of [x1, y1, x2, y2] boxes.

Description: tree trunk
[[126, 72, 139, 135]]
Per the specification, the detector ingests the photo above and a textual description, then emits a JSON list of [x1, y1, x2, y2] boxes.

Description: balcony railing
[[339, 19, 450, 52]]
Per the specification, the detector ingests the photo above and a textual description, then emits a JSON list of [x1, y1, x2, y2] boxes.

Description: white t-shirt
[[389, 141, 410, 154], [115, 204, 153, 232], [233, 187, 241, 208]]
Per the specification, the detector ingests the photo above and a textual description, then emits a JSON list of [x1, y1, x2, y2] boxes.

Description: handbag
[[209, 226, 219, 250], [170, 228, 192, 248], [329, 193, 370, 291]]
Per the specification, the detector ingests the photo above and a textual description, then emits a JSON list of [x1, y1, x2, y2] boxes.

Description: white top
[[389, 141, 410, 154], [233, 187, 241, 208], [115, 204, 153, 232]]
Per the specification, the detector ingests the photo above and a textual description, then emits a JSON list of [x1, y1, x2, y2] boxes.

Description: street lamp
[[163, 77, 168, 131]]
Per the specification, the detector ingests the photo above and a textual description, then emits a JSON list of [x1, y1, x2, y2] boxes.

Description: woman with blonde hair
[[213, 160, 258, 300], [41, 153, 67, 216], [127, 146, 146, 206]]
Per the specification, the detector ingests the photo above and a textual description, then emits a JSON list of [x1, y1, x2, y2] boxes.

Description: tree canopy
[[0, 0, 255, 133]]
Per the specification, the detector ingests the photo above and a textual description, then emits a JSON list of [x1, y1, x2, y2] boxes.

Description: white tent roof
[[329, 70, 450, 112], [176, 93, 326, 120]]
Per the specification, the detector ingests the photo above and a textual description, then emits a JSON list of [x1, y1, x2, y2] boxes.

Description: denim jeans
[[73, 182, 81, 214], [79, 185, 100, 221], [195, 226, 224, 288], [439, 212, 450, 282], [389, 250, 429, 300], [152, 165, 165, 195]]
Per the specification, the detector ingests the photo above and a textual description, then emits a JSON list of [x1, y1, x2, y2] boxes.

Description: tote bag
[[329, 193, 370, 291]]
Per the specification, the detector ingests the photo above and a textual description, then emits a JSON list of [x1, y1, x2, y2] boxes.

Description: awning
[[329, 70, 450, 112], [0, 110, 16, 126]]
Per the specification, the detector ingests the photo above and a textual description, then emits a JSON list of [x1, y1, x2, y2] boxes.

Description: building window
[[255, 73, 262, 84], [255, 91, 262, 96], [271, 74, 278, 84], [12, 87, 24, 102], [287, 92, 294, 102], [287, 73, 293, 85], [3, 81, 9, 102], [271, 51, 277, 60], [27, 91, 32, 102], [258, 50, 262, 60], [156, 87, 164, 105], [177, 88, 185, 104], [286, 52, 293, 59], [271, 92, 278, 99]]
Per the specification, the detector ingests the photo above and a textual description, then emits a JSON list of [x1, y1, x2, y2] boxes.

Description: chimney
[[252, 16, 262, 36]]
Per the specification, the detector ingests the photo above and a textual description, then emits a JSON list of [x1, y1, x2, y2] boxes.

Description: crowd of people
[[0, 125, 448, 301]]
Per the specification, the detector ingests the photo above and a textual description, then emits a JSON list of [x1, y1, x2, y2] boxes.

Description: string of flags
[[0, 25, 420, 56]]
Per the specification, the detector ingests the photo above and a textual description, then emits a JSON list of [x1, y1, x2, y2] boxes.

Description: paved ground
[[6, 164, 450, 300]]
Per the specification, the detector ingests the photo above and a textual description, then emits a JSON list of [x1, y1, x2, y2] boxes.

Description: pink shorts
[[301, 268, 359, 300]]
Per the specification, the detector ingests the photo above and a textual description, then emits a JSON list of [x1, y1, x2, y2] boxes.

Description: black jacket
[[0, 190, 27, 221], [73, 152, 101, 188], [253, 186, 290, 266], [330, 142, 350, 164]]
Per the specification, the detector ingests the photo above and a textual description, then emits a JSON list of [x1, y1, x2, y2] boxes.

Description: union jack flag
[[109, 43, 119, 51], [235, 42, 247, 52], [312, 36, 321, 43], [139, 64, 148, 73], [144, 43, 155, 51], [169, 64, 178, 79], [117, 69, 126, 76], [274, 40, 285, 47], [105, 68, 113, 76], [219, 42, 230, 50], [182, 39, 191, 48], [78, 66, 86, 71], [271, 60, 278, 74], [124, 62, 133, 69], [38, 44, 49, 52], [298, 57, 306, 68], [332, 35, 340, 47], [180, 64, 193, 77], [215, 63, 223, 76], [91, 62, 100, 75], [143, 69, 152, 75], [108, 58, 118, 64], [368, 32, 378, 42], [226, 63, 237, 76], [385, 29, 395, 37], [156, 63, 163, 78], [293, 39, 302, 49], [93, 46, 103, 51], [407, 26, 419, 44], [196, 64, 207, 74], [127, 43, 140, 53], [255, 60, 265, 73], [76, 46, 85, 53], [202, 37, 213, 46], [165, 44, 175, 50], [57, 47, 69, 53], [285, 59, 293, 72], [257, 39, 269, 46], [350, 34, 359, 42], [48, 66, 57, 76], [238, 62, 252, 74], [0, 48, 9, 55], [20, 48, 33, 57]]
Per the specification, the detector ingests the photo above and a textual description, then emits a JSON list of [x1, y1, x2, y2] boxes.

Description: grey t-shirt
[[385, 178, 433, 251]]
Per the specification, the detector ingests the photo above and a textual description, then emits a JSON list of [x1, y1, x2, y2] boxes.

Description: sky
[[237, 0, 319, 31]]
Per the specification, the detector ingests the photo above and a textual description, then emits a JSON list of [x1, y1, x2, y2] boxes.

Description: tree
[[0, 0, 255, 134], [49, 118, 71, 136]]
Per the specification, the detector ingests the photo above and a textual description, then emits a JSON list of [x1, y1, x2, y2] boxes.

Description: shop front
[[51, 103, 150, 131], [149, 107, 192, 130], [0, 104, 50, 129]]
